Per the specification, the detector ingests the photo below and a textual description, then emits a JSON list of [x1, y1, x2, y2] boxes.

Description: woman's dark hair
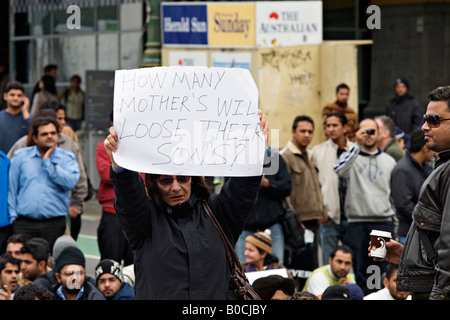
[[254, 247, 279, 266], [144, 174, 211, 210], [41, 75, 57, 95]]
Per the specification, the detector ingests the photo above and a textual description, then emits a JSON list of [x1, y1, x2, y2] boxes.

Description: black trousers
[[302, 219, 320, 270], [70, 214, 81, 241], [12, 215, 66, 250], [0, 225, 12, 256], [97, 211, 134, 266]]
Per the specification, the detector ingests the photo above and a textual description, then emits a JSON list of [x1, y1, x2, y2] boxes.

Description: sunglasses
[[365, 129, 376, 135], [157, 176, 191, 186], [423, 114, 450, 128]]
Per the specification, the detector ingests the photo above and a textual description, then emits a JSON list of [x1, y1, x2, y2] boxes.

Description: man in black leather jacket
[[372, 86, 450, 300]]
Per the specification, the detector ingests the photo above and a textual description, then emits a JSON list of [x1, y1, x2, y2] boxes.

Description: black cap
[[395, 77, 409, 89], [54, 246, 85, 273], [321, 285, 352, 300], [252, 275, 296, 300]]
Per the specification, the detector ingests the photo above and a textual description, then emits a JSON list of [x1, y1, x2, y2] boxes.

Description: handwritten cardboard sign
[[245, 269, 289, 285], [113, 66, 265, 176]]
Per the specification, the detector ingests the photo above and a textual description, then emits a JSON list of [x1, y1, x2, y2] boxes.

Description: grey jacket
[[334, 144, 396, 222], [397, 150, 450, 300]]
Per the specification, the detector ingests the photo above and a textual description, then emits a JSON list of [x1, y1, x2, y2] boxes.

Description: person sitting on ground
[[34, 235, 96, 290], [52, 246, 105, 300], [95, 259, 135, 300], [242, 229, 290, 276], [18, 240, 50, 287], [252, 275, 296, 300], [5, 233, 26, 259], [321, 284, 353, 300], [289, 291, 320, 300], [302, 245, 355, 298], [13, 283, 53, 300], [0, 255, 20, 300], [364, 263, 411, 300]]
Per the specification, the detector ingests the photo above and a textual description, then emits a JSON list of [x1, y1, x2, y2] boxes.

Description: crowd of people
[[0, 64, 449, 301]]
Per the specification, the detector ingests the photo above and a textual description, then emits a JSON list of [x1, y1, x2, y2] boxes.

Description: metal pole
[[141, 0, 161, 67]]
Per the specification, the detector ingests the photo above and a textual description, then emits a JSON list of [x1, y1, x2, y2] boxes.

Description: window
[[10, 0, 144, 93]]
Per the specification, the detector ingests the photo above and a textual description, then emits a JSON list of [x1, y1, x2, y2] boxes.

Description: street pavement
[[78, 198, 102, 278]]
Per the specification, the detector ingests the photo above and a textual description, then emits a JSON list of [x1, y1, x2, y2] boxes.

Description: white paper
[[304, 229, 314, 244], [113, 66, 265, 176], [245, 268, 289, 285]]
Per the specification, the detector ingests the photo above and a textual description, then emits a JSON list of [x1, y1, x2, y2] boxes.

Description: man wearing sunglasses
[[334, 117, 397, 295], [372, 86, 450, 300]]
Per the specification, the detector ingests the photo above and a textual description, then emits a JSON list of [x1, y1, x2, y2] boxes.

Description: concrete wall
[[161, 40, 370, 149]]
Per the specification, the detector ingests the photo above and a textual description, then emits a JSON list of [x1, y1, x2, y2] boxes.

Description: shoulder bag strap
[[201, 200, 260, 299], [201, 200, 235, 268]]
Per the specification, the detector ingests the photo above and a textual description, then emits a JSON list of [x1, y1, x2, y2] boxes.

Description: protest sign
[[113, 66, 265, 176], [245, 269, 289, 285]]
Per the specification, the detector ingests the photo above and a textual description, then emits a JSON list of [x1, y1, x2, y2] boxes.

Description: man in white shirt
[[313, 111, 356, 263], [364, 263, 411, 300]]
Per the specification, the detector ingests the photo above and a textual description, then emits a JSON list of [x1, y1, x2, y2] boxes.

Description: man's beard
[[364, 140, 377, 149], [336, 100, 348, 107], [8, 103, 22, 110], [64, 287, 82, 295]]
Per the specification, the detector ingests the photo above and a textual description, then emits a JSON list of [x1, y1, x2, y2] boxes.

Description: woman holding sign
[[104, 110, 268, 300]]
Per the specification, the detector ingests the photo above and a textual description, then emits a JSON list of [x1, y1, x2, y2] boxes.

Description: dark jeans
[[12, 215, 66, 250], [0, 225, 12, 256], [320, 218, 348, 264], [302, 219, 320, 271], [97, 211, 134, 266], [346, 220, 394, 295]]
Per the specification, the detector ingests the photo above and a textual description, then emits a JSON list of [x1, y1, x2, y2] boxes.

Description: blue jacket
[[112, 282, 135, 300], [0, 151, 10, 228]]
